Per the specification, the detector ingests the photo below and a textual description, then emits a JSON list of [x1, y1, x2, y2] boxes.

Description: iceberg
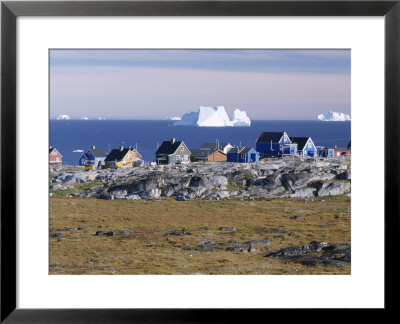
[[231, 108, 251, 126], [317, 111, 351, 121], [166, 116, 182, 121], [81, 116, 89, 120], [56, 114, 70, 120], [173, 106, 251, 127]]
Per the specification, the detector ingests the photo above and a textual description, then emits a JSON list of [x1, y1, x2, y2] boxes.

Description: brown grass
[[49, 196, 351, 275]]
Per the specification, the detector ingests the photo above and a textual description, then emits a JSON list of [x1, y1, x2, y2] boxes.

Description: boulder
[[318, 181, 351, 196]]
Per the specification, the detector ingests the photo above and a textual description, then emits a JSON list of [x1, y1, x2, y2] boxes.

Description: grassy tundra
[[49, 195, 350, 275]]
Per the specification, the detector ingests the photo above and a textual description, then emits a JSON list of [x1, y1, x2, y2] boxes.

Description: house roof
[[290, 137, 311, 150], [156, 141, 184, 155], [131, 148, 142, 160], [334, 147, 350, 151], [88, 147, 107, 158], [190, 149, 225, 158], [105, 148, 131, 162], [80, 153, 89, 159], [190, 149, 210, 158], [200, 142, 230, 150], [256, 132, 285, 143], [227, 147, 254, 154], [49, 147, 62, 156], [241, 147, 255, 154]]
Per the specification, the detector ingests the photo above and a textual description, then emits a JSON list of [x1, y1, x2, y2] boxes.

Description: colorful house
[[131, 148, 143, 161], [49, 146, 62, 165], [256, 132, 297, 156], [317, 146, 334, 158], [79, 146, 107, 169], [78, 153, 89, 166], [200, 142, 233, 155], [190, 149, 227, 162], [333, 146, 351, 157], [227, 147, 259, 163], [104, 146, 137, 169], [291, 137, 317, 157], [155, 138, 191, 165]]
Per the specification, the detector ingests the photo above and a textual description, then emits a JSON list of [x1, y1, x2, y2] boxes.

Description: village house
[[104, 146, 138, 169], [333, 146, 351, 157], [131, 148, 143, 161], [317, 146, 334, 158], [290, 137, 317, 157], [78, 145, 107, 170], [227, 147, 259, 163], [190, 149, 227, 162], [256, 131, 297, 156], [199, 142, 233, 155], [49, 146, 62, 165], [155, 138, 191, 165]]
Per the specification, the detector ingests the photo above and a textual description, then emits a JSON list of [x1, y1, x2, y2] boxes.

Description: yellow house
[[104, 146, 137, 169]]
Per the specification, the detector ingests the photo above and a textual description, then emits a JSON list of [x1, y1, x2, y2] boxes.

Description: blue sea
[[50, 120, 351, 165]]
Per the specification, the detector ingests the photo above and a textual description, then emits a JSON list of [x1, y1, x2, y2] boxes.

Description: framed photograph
[[1, 0, 398, 321]]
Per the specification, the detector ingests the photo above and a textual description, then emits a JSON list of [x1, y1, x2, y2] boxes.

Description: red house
[[49, 146, 62, 165], [333, 146, 351, 157]]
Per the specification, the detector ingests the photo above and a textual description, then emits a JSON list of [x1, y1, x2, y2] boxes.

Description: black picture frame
[[1, 0, 399, 322]]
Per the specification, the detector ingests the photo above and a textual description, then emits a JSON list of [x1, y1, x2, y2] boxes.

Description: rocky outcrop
[[49, 156, 351, 201], [266, 241, 351, 267]]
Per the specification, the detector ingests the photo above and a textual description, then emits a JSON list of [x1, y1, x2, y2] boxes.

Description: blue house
[[78, 146, 107, 168], [256, 131, 297, 156], [291, 137, 317, 157], [317, 146, 334, 158], [227, 147, 259, 163], [78, 153, 89, 166]]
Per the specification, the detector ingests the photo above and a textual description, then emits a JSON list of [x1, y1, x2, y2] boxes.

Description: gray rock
[[49, 233, 64, 238], [50, 157, 351, 201], [291, 187, 317, 198], [318, 181, 351, 196], [51, 184, 67, 191], [291, 215, 304, 220], [218, 227, 236, 232], [226, 247, 246, 252]]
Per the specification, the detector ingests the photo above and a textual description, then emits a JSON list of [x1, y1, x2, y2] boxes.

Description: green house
[[155, 138, 191, 164]]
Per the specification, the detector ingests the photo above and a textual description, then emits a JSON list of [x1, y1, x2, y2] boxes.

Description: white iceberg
[[173, 106, 251, 127], [81, 116, 89, 120], [166, 116, 182, 121], [317, 111, 351, 121], [231, 108, 251, 126], [56, 114, 70, 120]]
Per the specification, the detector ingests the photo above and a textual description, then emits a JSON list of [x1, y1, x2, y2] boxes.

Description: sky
[[50, 49, 351, 120]]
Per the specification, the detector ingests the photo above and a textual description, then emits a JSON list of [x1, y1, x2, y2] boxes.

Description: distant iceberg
[[56, 114, 70, 120], [317, 111, 351, 121], [81, 116, 89, 120], [231, 108, 251, 126], [73, 149, 84, 153], [166, 116, 182, 121], [173, 106, 251, 127]]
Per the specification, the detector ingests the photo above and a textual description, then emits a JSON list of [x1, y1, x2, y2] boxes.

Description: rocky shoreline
[[50, 156, 351, 201]]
